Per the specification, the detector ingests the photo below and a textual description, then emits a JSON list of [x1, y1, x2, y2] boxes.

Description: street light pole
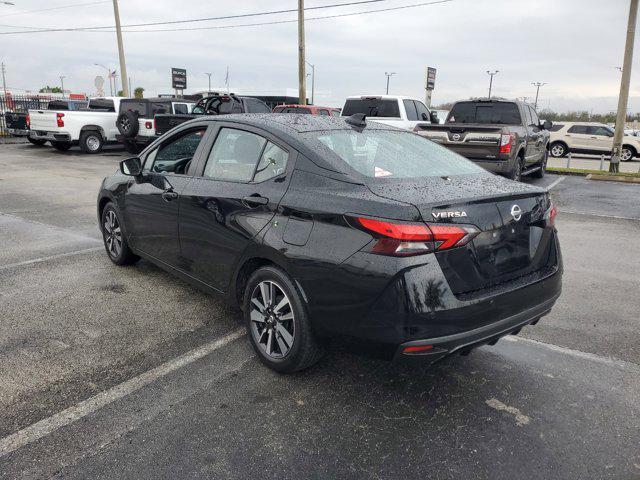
[[298, 0, 306, 105], [532, 82, 546, 110], [112, 0, 129, 97], [1, 62, 7, 99], [486, 70, 498, 99], [60, 76, 65, 98], [305, 61, 315, 105], [204, 73, 212, 94], [611, 0, 638, 173], [385, 72, 395, 95]]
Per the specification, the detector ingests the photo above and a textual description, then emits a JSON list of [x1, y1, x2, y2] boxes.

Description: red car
[[273, 104, 341, 116]]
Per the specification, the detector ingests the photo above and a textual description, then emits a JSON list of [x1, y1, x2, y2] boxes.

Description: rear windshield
[[447, 102, 521, 125], [342, 99, 400, 118], [311, 130, 486, 179], [88, 98, 115, 111]]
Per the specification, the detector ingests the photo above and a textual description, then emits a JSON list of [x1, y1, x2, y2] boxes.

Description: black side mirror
[[120, 157, 142, 176], [429, 111, 439, 123], [542, 120, 553, 130]]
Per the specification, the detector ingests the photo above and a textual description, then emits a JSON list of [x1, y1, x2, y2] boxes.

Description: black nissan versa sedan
[[97, 113, 562, 373]]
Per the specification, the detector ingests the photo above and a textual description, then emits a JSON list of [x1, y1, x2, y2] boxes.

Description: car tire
[[620, 145, 636, 162], [244, 265, 323, 373], [100, 202, 140, 266], [27, 137, 47, 146], [532, 150, 547, 178], [117, 111, 140, 138], [508, 156, 523, 182], [549, 142, 567, 158], [51, 141, 72, 151], [79, 131, 104, 154]]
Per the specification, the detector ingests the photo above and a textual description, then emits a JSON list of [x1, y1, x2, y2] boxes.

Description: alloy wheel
[[86, 135, 101, 151], [103, 210, 122, 258], [620, 148, 633, 161], [551, 144, 564, 157], [249, 280, 295, 359]]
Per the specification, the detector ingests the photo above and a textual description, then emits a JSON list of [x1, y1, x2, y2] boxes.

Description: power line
[[0, 0, 453, 35], [0, 0, 110, 18], [0, 0, 389, 33]]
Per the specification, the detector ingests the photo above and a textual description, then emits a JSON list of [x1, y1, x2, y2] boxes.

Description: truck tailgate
[[415, 124, 504, 160], [29, 110, 59, 131]]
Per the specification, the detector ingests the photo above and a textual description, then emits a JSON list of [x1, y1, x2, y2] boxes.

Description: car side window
[[403, 100, 418, 121], [523, 106, 533, 126], [253, 142, 289, 183], [568, 125, 588, 134], [414, 101, 431, 121], [173, 103, 189, 114], [318, 109, 330, 116], [203, 128, 266, 182], [589, 126, 613, 137], [147, 128, 206, 175]]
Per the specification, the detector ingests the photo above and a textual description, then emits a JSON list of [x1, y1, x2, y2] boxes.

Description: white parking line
[[558, 210, 640, 221], [0, 328, 246, 459], [504, 336, 640, 372], [546, 176, 566, 190], [0, 247, 103, 271]]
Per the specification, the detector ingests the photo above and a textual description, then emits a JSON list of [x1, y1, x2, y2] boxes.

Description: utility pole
[[204, 72, 212, 94], [298, 0, 306, 105], [486, 70, 498, 99], [112, 0, 129, 97], [385, 72, 395, 95], [1, 62, 7, 99], [532, 82, 546, 110], [60, 76, 65, 98], [611, 0, 638, 173], [305, 61, 315, 105]]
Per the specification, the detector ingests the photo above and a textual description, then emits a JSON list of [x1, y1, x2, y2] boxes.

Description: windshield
[[342, 99, 400, 118], [447, 102, 521, 125], [312, 130, 487, 179]]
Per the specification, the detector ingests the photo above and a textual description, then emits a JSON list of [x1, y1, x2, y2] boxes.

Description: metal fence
[[0, 95, 52, 137]]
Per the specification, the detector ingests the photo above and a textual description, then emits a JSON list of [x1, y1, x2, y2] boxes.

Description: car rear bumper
[[466, 157, 514, 174], [30, 131, 71, 142], [393, 291, 559, 362], [8, 128, 29, 137]]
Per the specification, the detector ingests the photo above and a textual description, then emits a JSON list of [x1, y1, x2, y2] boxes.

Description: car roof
[[121, 97, 194, 103], [344, 95, 421, 101]]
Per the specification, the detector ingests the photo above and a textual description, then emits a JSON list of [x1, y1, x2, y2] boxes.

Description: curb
[[586, 174, 640, 184]]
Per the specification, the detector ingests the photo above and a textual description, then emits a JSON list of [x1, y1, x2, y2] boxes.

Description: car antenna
[[345, 113, 367, 128]]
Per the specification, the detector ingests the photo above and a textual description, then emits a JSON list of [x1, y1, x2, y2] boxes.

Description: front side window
[[403, 100, 418, 121], [414, 101, 430, 121], [147, 129, 206, 174], [529, 106, 540, 125], [246, 98, 271, 113], [203, 128, 266, 182], [312, 130, 485, 179]]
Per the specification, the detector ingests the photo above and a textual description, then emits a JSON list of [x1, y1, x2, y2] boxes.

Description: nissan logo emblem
[[511, 204, 522, 221], [452, 133, 461, 141]]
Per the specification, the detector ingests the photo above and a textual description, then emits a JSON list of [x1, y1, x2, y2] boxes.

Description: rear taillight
[[355, 217, 480, 256], [500, 132, 515, 154], [153, 117, 157, 130], [56, 113, 64, 128], [26, 114, 30, 127], [544, 202, 557, 228], [145, 121, 153, 129]]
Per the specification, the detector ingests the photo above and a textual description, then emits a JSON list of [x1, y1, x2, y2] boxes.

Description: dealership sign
[[426, 67, 436, 90], [171, 68, 187, 89]]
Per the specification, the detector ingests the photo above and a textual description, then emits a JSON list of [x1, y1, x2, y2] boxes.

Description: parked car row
[[547, 122, 640, 161]]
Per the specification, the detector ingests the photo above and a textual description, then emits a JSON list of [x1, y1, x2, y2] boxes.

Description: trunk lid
[[367, 174, 555, 294]]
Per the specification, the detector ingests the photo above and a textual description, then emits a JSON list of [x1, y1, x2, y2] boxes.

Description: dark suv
[[154, 94, 271, 136], [415, 99, 552, 181]]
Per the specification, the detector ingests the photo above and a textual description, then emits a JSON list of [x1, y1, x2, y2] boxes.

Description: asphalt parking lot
[[1, 143, 639, 479]]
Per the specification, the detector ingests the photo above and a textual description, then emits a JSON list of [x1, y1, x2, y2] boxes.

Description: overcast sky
[[1, 0, 639, 112]]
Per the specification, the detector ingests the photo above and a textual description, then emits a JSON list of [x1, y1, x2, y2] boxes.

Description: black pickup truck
[[414, 99, 552, 181], [154, 93, 271, 136]]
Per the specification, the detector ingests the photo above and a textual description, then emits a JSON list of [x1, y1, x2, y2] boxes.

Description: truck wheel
[[79, 131, 104, 154], [27, 137, 47, 146], [532, 150, 547, 178], [51, 141, 72, 151], [549, 142, 567, 158], [508, 157, 523, 182], [244, 265, 323, 373]]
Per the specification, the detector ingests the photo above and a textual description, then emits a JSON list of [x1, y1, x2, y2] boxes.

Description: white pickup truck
[[341, 95, 439, 129], [29, 97, 124, 154]]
